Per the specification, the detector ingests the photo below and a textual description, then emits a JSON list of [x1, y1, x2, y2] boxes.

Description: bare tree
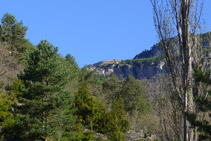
[[0, 42, 23, 89], [149, 0, 204, 141]]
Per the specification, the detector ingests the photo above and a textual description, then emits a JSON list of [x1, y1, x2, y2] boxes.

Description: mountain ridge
[[88, 32, 211, 80], [88, 44, 166, 80]]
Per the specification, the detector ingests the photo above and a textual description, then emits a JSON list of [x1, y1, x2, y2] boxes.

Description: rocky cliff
[[88, 46, 166, 80], [88, 32, 211, 80]]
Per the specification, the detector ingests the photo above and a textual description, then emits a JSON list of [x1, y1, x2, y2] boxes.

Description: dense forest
[[0, 9, 210, 141], [0, 13, 154, 141]]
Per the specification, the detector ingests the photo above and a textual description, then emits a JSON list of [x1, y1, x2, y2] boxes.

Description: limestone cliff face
[[88, 60, 166, 80], [88, 32, 211, 80], [88, 50, 166, 80]]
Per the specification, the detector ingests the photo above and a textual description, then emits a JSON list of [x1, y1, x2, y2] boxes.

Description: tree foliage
[[120, 76, 149, 114], [0, 79, 24, 138], [94, 96, 130, 141], [0, 92, 14, 134], [0, 13, 34, 58], [14, 40, 75, 140], [75, 81, 97, 130], [0, 12, 178, 140]]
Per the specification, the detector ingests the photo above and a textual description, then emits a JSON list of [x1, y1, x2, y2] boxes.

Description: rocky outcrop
[[88, 48, 166, 80], [126, 130, 159, 141], [88, 32, 211, 80], [88, 59, 166, 80]]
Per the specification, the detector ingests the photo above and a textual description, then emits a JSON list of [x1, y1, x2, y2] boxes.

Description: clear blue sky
[[1, 0, 211, 67]]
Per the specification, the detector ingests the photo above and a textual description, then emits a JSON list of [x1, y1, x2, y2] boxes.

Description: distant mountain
[[88, 32, 211, 80], [133, 44, 162, 59], [88, 45, 166, 80]]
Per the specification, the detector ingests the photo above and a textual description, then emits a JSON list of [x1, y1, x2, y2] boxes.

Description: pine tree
[[14, 40, 75, 140], [0, 13, 34, 59], [0, 13, 28, 50], [0, 13, 16, 42]]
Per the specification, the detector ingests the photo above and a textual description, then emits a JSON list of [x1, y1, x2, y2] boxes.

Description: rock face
[[88, 46, 166, 80], [88, 32, 211, 80], [89, 60, 166, 80]]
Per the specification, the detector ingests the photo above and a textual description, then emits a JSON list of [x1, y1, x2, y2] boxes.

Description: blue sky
[[1, 0, 211, 67]]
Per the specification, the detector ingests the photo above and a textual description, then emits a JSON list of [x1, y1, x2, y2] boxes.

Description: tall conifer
[[14, 40, 75, 140]]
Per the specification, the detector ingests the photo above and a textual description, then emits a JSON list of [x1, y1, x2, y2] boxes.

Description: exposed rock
[[126, 130, 159, 141], [88, 59, 121, 67], [94, 132, 108, 140], [88, 58, 166, 80], [88, 33, 211, 80]]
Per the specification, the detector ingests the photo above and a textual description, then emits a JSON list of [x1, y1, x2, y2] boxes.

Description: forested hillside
[[88, 32, 211, 80], [0, 12, 210, 141], [0, 13, 157, 141]]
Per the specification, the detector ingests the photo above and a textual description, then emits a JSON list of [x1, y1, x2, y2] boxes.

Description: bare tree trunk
[[181, 1, 195, 140], [150, 0, 203, 140]]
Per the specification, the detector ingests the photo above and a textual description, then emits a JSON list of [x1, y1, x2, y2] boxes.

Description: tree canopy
[[14, 40, 76, 140]]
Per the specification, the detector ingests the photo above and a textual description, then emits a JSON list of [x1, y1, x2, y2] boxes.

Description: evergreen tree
[[0, 13, 17, 42], [93, 101, 111, 133], [108, 96, 130, 140], [0, 13, 27, 48], [65, 53, 79, 70], [0, 13, 34, 58], [0, 92, 14, 138], [75, 81, 97, 130], [93, 96, 130, 140], [14, 40, 75, 140], [120, 76, 149, 114], [111, 96, 130, 133], [65, 53, 80, 93], [0, 79, 23, 138]]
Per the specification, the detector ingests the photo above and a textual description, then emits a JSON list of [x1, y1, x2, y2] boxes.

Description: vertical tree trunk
[[150, 0, 203, 140], [181, 1, 195, 140]]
